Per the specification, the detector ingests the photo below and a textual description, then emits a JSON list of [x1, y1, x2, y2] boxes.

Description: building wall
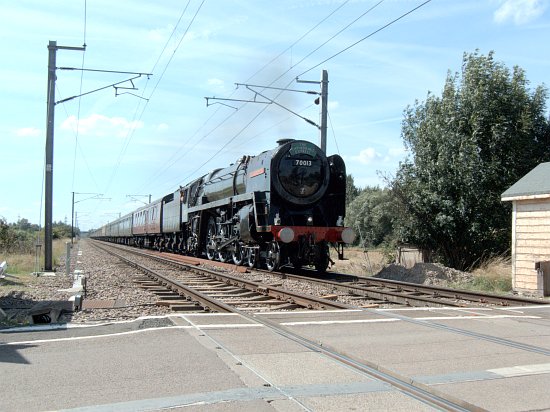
[[513, 198, 550, 295]]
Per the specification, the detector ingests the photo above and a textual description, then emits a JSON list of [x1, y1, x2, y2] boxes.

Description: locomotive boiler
[[91, 138, 355, 272]]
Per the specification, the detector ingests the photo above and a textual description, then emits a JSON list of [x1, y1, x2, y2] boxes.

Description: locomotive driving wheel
[[232, 241, 245, 265], [216, 226, 231, 263], [247, 246, 259, 268], [205, 218, 217, 260], [266, 241, 281, 272], [187, 233, 198, 256]]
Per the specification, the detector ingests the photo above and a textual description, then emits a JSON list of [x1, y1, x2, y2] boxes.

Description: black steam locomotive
[[90, 139, 355, 272]]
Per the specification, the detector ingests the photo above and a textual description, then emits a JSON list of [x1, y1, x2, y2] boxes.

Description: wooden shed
[[501, 162, 550, 296]]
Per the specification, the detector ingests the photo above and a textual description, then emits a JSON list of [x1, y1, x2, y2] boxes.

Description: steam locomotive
[[90, 139, 355, 272]]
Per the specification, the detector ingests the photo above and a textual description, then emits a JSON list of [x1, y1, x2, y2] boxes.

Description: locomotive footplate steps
[[252, 191, 269, 228]]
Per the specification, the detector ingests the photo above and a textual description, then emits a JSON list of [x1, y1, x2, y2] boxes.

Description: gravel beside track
[[0, 239, 478, 328], [64, 241, 173, 323], [0, 240, 173, 326]]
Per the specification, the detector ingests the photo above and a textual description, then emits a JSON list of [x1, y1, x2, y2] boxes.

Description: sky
[[0, 0, 548, 231]]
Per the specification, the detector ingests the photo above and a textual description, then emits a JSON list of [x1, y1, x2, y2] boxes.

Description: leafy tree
[[11, 218, 40, 232], [346, 174, 362, 207], [345, 187, 395, 248], [391, 50, 550, 270], [1, 217, 35, 254], [52, 221, 78, 239]]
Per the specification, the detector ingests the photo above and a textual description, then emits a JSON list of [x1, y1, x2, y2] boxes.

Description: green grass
[[1, 238, 69, 275], [452, 255, 513, 293]]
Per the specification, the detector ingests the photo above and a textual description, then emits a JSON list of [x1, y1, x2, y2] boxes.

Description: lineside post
[[319, 69, 328, 154], [44, 40, 85, 271]]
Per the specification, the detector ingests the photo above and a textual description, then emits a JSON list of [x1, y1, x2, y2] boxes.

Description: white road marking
[[488, 363, 550, 377]]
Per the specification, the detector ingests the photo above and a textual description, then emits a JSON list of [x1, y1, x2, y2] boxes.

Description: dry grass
[[1, 238, 69, 275], [1, 239, 70, 298], [333, 247, 513, 293], [331, 247, 389, 276], [468, 255, 513, 292]]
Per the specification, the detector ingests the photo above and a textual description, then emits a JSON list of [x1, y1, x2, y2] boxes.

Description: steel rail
[[247, 314, 485, 412], [285, 272, 466, 307], [354, 276, 549, 306], [92, 241, 353, 311], [328, 272, 549, 306], [92, 240, 548, 308], [91, 241, 487, 409], [276, 268, 549, 307], [93, 242, 234, 313]]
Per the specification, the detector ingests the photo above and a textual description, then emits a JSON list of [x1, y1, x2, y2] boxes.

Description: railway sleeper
[[169, 304, 205, 312]]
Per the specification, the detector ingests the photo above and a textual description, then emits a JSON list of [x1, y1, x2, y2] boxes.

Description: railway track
[[91, 241, 354, 313], [92, 240, 548, 309], [90, 240, 481, 411], [255, 268, 549, 308]]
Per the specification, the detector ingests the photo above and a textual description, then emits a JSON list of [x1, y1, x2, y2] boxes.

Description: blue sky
[[0, 0, 548, 231]]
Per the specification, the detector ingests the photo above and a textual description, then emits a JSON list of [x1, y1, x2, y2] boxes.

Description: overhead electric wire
[[297, 0, 433, 78], [102, 0, 205, 196], [138, 0, 371, 193], [56, 84, 100, 192], [160, 0, 389, 189], [134, 0, 358, 192], [327, 111, 340, 155], [71, 0, 88, 192], [244, 0, 351, 82], [106, 0, 433, 219]]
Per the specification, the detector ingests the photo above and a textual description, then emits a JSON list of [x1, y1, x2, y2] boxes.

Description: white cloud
[[351, 147, 382, 165], [157, 123, 169, 132], [61, 114, 143, 138], [494, 0, 546, 24], [350, 146, 407, 165], [16, 127, 41, 137]]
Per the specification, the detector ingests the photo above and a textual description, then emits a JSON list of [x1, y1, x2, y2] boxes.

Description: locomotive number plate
[[294, 159, 312, 167]]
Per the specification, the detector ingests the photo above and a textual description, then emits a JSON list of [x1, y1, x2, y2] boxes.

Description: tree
[[1, 217, 35, 254], [346, 174, 362, 207], [391, 50, 550, 270], [345, 187, 395, 248], [52, 221, 77, 239]]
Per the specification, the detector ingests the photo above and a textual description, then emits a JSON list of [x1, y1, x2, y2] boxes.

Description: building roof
[[501, 162, 550, 201]]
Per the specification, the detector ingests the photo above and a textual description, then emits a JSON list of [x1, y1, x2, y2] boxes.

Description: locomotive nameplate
[[288, 142, 317, 157]]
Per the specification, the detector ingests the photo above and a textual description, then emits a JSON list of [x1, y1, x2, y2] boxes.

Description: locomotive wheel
[[205, 218, 217, 260], [232, 241, 245, 266], [187, 233, 198, 256], [217, 249, 230, 263], [247, 247, 259, 268], [266, 241, 281, 272], [216, 226, 230, 262]]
